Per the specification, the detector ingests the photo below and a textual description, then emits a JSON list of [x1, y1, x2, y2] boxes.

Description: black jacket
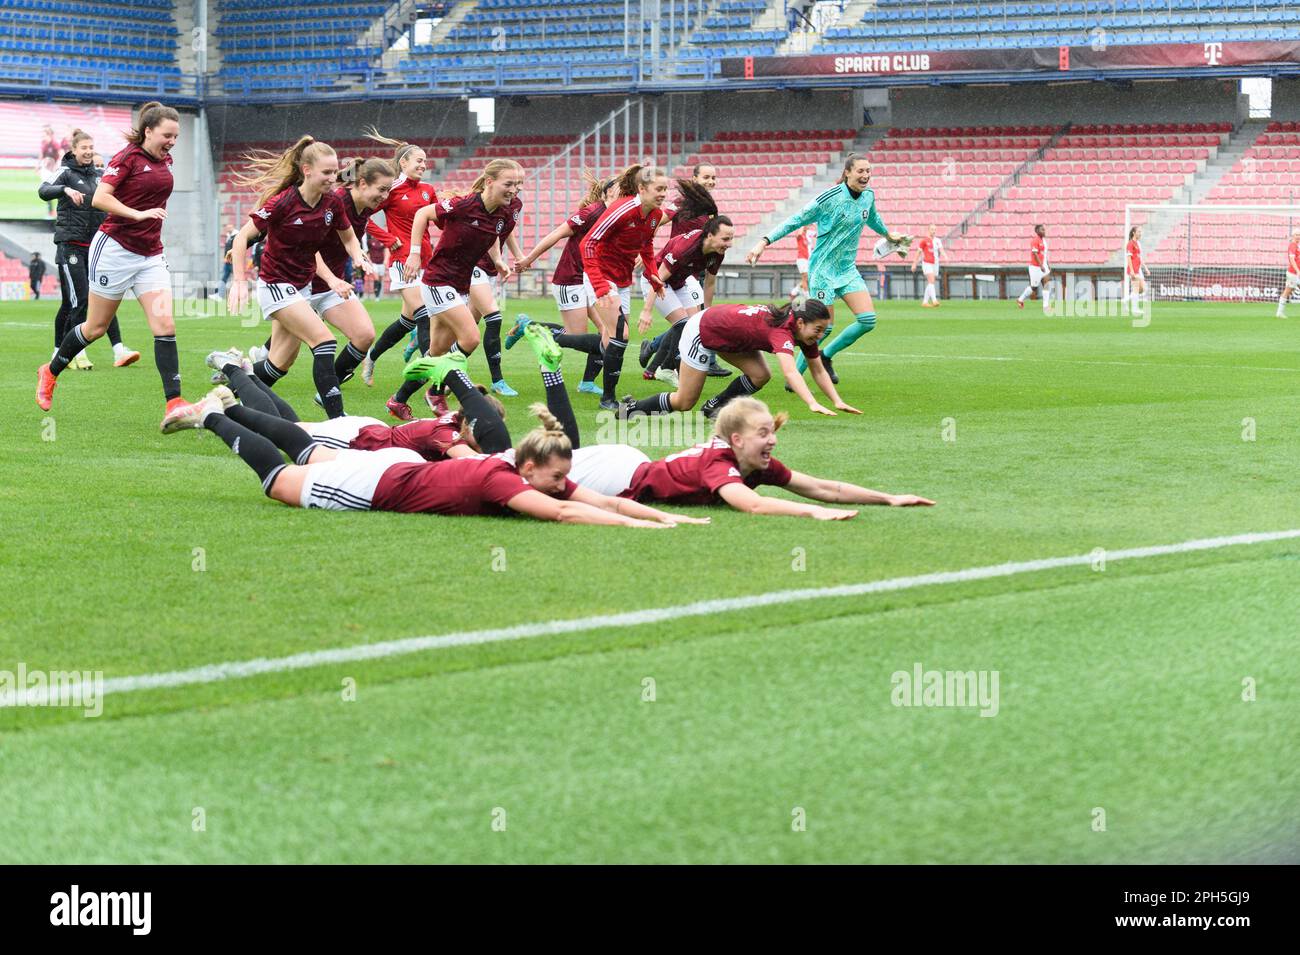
[[29, 258, 46, 282], [37, 152, 106, 245]]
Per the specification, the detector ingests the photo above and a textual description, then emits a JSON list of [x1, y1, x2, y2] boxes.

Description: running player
[[746, 154, 908, 380], [1279, 227, 1300, 319], [360, 129, 438, 386], [1016, 224, 1052, 313], [621, 299, 859, 419], [580, 164, 669, 410], [227, 136, 370, 419], [466, 197, 525, 397], [911, 224, 947, 307], [36, 102, 188, 424], [665, 164, 718, 236], [307, 156, 395, 394], [634, 216, 733, 386], [384, 159, 524, 420]]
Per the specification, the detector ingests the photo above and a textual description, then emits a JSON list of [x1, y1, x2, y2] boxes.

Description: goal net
[[1126, 203, 1300, 303]]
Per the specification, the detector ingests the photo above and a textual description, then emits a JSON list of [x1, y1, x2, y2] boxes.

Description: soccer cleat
[[577, 380, 602, 395], [705, 363, 731, 378], [360, 352, 376, 387], [654, 368, 679, 388], [401, 327, 420, 363], [386, 397, 414, 421], [71, 352, 93, 371], [312, 392, 324, 408], [403, 351, 468, 390], [425, 390, 450, 415], [642, 369, 655, 380], [503, 315, 532, 351], [638, 339, 654, 368], [35, 363, 57, 410], [248, 344, 269, 365], [491, 380, 519, 397], [523, 322, 562, 372], [205, 347, 250, 384], [822, 355, 838, 385], [617, 395, 641, 419], [598, 397, 619, 412], [701, 398, 722, 420], [160, 394, 222, 434], [1017, 300, 1024, 310], [206, 385, 238, 409], [114, 348, 141, 367]]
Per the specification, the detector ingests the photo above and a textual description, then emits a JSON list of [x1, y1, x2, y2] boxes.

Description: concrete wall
[[889, 78, 1247, 128], [1270, 77, 1300, 121], [206, 100, 473, 150]]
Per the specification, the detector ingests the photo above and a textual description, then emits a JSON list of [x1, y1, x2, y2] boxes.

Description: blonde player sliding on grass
[[1277, 227, 1300, 319], [1016, 223, 1052, 313], [911, 224, 948, 307], [746, 153, 910, 384], [422, 324, 934, 519], [1125, 225, 1149, 316]]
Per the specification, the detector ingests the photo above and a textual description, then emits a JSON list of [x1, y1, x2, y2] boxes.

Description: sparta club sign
[[723, 40, 1300, 80]]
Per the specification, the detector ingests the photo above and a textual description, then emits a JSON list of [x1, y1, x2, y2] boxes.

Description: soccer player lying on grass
[[414, 323, 933, 519], [617, 299, 859, 420], [158, 384, 702, 530]]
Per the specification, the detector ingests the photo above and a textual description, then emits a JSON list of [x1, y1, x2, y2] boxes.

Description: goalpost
[[1125, 203, 1300, 305]]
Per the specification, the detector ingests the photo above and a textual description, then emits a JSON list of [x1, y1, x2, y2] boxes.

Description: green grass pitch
[[1, 294, 1297, 863], [0, 166, 49, 220]]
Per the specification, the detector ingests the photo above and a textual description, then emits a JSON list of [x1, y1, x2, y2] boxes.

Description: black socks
[[204, 414, 287, 494], [154, 335, 181, 401], [542, 369, 580, 448], [444, 369, 511, 453], [311, 341, 344, 418], [601, 311, 629, 402], [482, 310, 504, 382]]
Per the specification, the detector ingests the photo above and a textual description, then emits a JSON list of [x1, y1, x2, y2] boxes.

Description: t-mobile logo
[[1204, 42, 1223, 65]]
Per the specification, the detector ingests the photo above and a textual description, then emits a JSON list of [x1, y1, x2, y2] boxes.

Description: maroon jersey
[[474, 195, 522, 273], [250, 186, 349, 288], [580, 195, 664, 297], [551, 201, 604, 286], [98, 144, 174, 256], [699, 304, 819, 361], [657, 229, 722, 291], [350, 413, 467, 461], [621, 437, 792, 506], [371, 453, 577, 516], [669, 209, 709, 238], [422, 194, 523, 293], [312, 187, 374, 294]]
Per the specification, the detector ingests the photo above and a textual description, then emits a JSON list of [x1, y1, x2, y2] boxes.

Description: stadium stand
[[821, 0, 1300, 52], [0, 254, 57, 297]]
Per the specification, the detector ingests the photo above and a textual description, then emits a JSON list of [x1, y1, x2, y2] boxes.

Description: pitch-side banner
[[721, 41, 1300, 80]]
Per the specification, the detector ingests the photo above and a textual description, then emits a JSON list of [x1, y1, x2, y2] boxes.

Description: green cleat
[[503, 314, 532, 351], [523, 322, 562, 372], [403, 352, 469, 389], [401, 327, 420, 362]]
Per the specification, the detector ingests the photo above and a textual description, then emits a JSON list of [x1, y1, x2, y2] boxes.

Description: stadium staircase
[[378, 0, 468, 71], [776, 0, 866, 56]]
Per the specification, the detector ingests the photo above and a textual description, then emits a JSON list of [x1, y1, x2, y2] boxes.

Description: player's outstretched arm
[[507, 489, 672, 527], [518, 222, 574, 271], [717, 482, 856, 520], [784, 471, 935, 507], [776, 352, 835, 416], [569, 484, 710, 525], [807, 357, 861, 414]]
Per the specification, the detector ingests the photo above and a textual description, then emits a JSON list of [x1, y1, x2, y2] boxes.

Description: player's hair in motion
[[235, 136, 338, 207], [579, 168, 617, 206], [713, 397, 789, 441], [515, 404, 573, 467], [761, 298, 830, 328], [613, 163, 667, 197], [703, 215, 733, 236], [673, 178, 718, 222], [69, 128, 93, 148], [471, 158, 524, 194], [838, 152, 870, 183], [124, 101, 179, 146], [340, 156, 395, 186], [363, 126, 424, 169]]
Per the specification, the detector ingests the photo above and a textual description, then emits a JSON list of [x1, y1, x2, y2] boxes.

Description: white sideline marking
[[835, 351, 1300, 374], [4, 528, 1299, 707]]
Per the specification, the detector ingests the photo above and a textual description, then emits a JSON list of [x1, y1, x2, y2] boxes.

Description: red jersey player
[[910, 224, 947, 307], [1016, 223, 1051, 313], [361, 129, 438, 386], [622, 299, 860, 420], [1126, 225, 1149, 316], [37, 102, 188, 426], [1277, 227, 1300, 318]]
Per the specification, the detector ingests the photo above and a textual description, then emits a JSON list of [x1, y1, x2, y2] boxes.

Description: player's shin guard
[[582, 351, 603, 383], [820, 311, 876, 361], [371, 309, 419, 361], [335, 342, 367, 383], [444, 368, 512, 453], [601, 311, 629, 401], [481, 310, 504, 381], [225, 365, 300, 421], [311, 341, 344, 418], [253, 357, 286, 388], [555, 332, 602, 355], [701, 374, 759, 417], [226, 404, 320, 464], [542, 369, 580, 448], [647, 320, 685, 375], [154, 335, 181, 401], [50, 322, 92, 375], [204, 414, 288, 494]]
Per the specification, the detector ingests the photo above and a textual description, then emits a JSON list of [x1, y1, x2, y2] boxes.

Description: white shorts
[[569, 444, 651, 497], [300, 415, 385, 450], [921, 262, 938, 279], [640, 274, 703, 318], [307, 287, 349, 316], [677, 311, 715, 372], [420, 282, 468, 316], [796, 257, 810, 274], [389, 262, 419, 292], [583, 274, 631, 314], [88, 231, 170, 301], [551, 282, 595, 311], [469, 266, 503, 295], [1028, 266, 1047, 287], [257, 279, 311, 318], [1286, 272, 1299, 290], [299, 447, 423, 511]]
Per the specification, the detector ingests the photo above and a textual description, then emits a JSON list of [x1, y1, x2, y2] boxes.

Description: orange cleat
[[114, 349, 141, 368], [35, 363, 57, 411]]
